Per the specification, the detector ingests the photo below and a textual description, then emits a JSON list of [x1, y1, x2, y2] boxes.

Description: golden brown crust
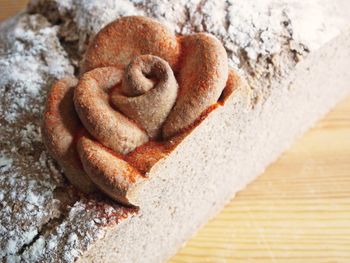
[[42, 77, 96, 193], [162, 33, 229, 138], [219, 69, 242, 105], [81, 16, 180, 73]]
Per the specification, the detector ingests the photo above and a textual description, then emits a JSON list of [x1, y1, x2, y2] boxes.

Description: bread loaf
[[1, 1, 350, 262]]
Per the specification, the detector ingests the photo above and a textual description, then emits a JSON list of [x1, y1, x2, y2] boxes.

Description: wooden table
[[1, 2, 350, 262], [0, 0, 28, 21]]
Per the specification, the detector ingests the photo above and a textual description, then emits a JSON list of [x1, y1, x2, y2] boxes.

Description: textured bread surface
[[0, 0, 350, 262]]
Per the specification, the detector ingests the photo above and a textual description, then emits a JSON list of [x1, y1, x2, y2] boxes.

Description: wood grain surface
[[1, 2, 350, 262], [0, 0, 27, 21]]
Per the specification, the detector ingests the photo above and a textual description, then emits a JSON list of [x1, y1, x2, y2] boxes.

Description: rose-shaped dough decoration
[[42, 16, 232, 205]]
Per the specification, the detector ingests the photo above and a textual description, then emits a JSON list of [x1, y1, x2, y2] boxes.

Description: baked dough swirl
[[42, 16, 230, 205]]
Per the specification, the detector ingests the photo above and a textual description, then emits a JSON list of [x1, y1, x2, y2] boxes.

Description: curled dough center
[[112, 55, 178, 139]]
